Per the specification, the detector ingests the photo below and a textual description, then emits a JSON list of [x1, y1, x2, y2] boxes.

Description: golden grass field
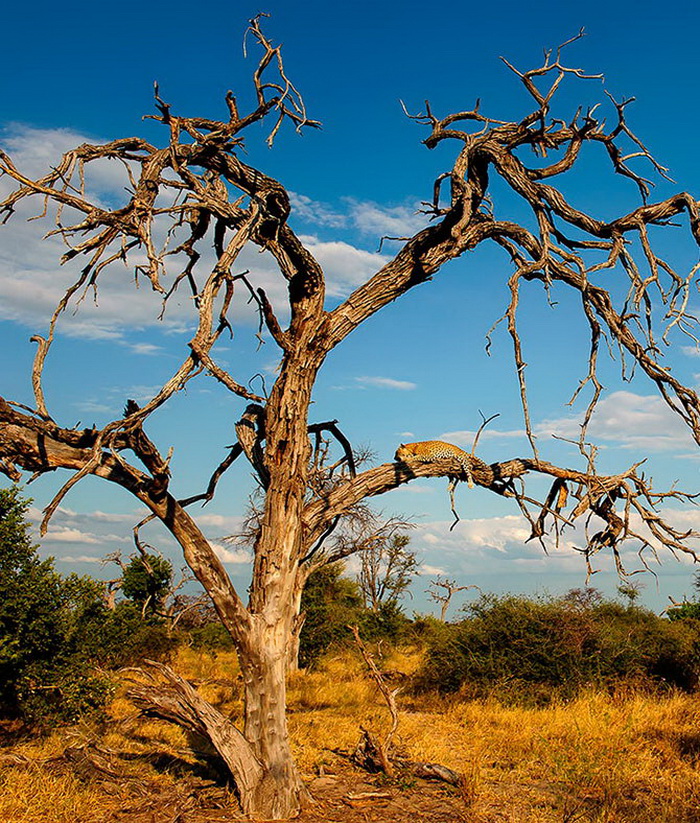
[[2, 645, 700, 822]]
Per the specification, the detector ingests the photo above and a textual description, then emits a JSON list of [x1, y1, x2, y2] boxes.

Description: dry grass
[[2, 645, 700, 822]]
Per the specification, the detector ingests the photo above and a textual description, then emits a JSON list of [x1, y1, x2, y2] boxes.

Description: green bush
[[668, 602, 700, 621], [0, 487, 179, 726], [414, 591, 700, 704], [0, 487, 115, 724], [189, 622, 235, 653], [299, 562, 365, 667], [88, 602, 180, 668], [358, 599, 414, 643], [121, 552, 172, 612]]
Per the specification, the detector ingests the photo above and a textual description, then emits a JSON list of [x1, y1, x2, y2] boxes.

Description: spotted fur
[[395, 440, 492, 487]]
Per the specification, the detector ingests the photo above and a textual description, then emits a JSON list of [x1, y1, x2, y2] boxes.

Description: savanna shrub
[[0, 487, 178, 726], [189, 622, 235, 653], [0, 488, 114, 723], [414, 591, 700, 704], [299, 562, 365, 667]]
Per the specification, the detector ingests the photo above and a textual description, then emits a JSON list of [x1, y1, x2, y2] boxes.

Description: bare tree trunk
[[286, 612, 306, 673], [235, 358, 319, 813], [240, 627, 308, 817]]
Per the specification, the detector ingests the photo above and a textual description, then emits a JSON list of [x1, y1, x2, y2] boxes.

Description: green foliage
[[414, 591, 700, 704], [298, 562, 419, 667], [667, 572, 700, 622], [359, 599, 414, 642], [0, 487, 178, 726], [189, 622, 235, 653], [90, 602, 180, 668], [668, 602, 700, 621], [299, 562, 365, 667], [121, 552, 172, 612], [0, 487, 115, 724]]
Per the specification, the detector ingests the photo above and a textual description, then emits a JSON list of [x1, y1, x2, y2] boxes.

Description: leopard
[[394, 440, 493, 487]]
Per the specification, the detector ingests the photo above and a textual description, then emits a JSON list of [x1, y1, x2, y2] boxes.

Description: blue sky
[[1, 0, 700, 615]]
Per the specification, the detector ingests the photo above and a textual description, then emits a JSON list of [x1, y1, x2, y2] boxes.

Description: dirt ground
[[105, 768, 472, 823], [0, 739, 475, 823]]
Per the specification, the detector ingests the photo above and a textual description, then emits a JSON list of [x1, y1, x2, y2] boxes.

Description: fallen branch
[[124, 659, 264, 803], [348, 625, 462, 786]]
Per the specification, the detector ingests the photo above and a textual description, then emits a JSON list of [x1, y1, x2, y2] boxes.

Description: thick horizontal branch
[[302, 453, 697, 568]]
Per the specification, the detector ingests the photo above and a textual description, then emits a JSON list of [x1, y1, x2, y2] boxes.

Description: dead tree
[[358, 533, 417, 612], [427, 578, 479, 621], [1, 19, 700, 819]]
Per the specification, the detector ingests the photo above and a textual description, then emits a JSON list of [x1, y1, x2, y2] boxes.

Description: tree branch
[[303, 452, 698, 573]]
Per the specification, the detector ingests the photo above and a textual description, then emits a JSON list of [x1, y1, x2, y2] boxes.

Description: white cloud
[[212, 541, 252, 564], [289, 192, 346, 229], [288, 192, 428, 239], [89, 510, 141, 523], [299, 235, 388, 298], [0, 127, 277, 337], [57, 555, 104, 564], [443, 515, 532, 551], [537, 390, 697, 453], [2, 125, 110, 181], [73, 400, 112, 414], [72, 384, 167, 417], [195, 513, 245, 531], [355, 375, 417, 391], [420, 563, 446, 576], [439, 428, 528, 447], [128, 342, 163, 356], [2, 128, 430, 339], [408, 497, 700, 585], [396, 483, 435, 495], [346, 199, 428, 238], [42, 526, 129, 545]]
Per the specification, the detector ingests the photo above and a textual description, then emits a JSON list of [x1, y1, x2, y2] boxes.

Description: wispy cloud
[[289, 192, 346, 229], [212, 542, 252, 565], [288, 191, 428, 239], [299, 235, 388, 298], [396, 483, 435, 494], [355, 376, 417, 391], [346, 199, 428, 238], [1, 128, 430, 338], [73, 384, 166, 417], [420, 563, 447, 576], [439, 428, 528, 447], [57, 555, 104, 564], [128, 342, 163, 356], [43, 526, 130, 545]]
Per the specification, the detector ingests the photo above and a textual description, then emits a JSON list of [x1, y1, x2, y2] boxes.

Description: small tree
[[298, 562, 364, 667], [617, 581, 643, 607], [121, 553, 173, 614], [427, 578, 479, 622], [0, 487, 114, 723], [1, 19, 700, 818], [358, 534, 418, 612]]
